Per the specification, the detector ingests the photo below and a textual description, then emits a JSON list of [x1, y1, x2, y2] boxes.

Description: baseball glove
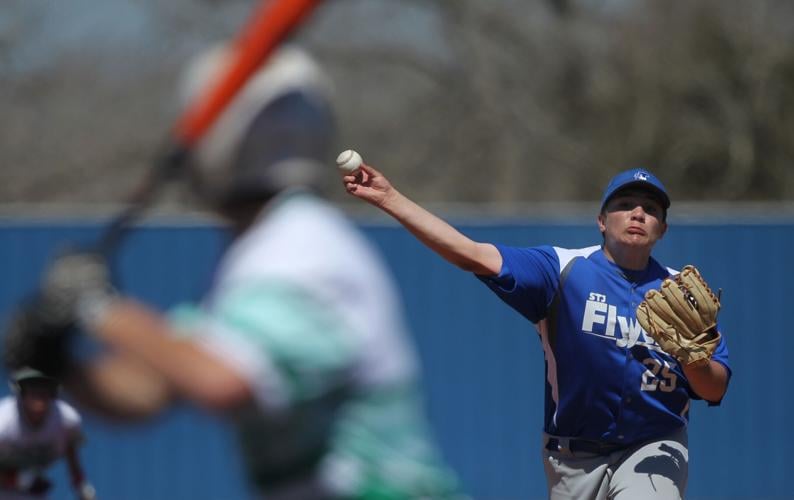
[[636, 265, 721, 367]]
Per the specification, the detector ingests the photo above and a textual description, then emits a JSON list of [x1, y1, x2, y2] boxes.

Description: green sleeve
[[170, 282, 357, 403]]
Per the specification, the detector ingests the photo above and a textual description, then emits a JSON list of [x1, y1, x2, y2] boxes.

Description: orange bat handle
[[173, 0, 322, 147], [98, 0, 322, 254]]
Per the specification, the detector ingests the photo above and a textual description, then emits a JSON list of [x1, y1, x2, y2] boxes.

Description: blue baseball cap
[[600, 168, 670, 211]]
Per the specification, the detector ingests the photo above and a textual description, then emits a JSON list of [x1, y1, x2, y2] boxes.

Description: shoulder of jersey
[[55, 400, 82, 427]]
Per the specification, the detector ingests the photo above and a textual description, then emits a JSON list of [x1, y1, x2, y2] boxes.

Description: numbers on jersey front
[[640, 357, 677, 392]]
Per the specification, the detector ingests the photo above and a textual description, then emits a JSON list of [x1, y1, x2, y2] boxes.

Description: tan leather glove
[[637, 265, 722, 367]]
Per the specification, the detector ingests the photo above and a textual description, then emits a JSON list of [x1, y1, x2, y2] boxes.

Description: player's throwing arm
[[338, 150, 501, 275]]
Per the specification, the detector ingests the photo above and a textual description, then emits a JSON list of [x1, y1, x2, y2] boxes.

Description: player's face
[[19, 381, 57, 428], [598, 190, 667, 251]]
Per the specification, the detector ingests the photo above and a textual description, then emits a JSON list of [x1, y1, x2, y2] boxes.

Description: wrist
[[684, 357, 712, 370], [379, 188, 405, 215]]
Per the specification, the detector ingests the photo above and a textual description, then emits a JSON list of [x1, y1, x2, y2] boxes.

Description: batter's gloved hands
[[40, 250, 117, 329], [3, 251, 117, 378], [636, 265, 722, 367]]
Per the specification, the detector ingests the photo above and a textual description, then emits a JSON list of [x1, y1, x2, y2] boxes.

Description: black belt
[[545, 437, 628, 455]]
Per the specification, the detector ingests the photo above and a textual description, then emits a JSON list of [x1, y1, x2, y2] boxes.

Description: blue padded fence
[[0, 217, 789, 500]]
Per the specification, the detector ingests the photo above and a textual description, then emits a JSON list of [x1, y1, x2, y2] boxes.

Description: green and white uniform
[[171, 191, 463, 499]]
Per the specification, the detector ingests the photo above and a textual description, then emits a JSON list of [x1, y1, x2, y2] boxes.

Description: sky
[[1, 0, 450, 77]]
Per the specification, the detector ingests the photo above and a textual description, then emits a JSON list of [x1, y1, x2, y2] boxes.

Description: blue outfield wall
[[0, 217, 790, 500]]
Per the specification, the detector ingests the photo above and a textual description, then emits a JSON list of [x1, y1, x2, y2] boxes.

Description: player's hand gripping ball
[[636, 265, 722, 367], [336, 149, 363, 173]]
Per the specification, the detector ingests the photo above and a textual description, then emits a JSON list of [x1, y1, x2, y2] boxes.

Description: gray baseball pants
[[542, 427, 688, 500]]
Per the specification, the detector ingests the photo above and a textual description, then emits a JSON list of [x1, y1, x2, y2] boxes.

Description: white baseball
[[336, 149, 363, 173]]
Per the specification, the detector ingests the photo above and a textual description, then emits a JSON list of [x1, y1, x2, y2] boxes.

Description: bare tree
[[1, 0, 793, 209]]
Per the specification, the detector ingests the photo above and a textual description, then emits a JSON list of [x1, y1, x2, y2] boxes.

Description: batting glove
[[41, 250, 117, 330]]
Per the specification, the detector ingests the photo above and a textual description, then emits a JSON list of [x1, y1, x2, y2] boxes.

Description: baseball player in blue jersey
[[342, 164, 731, 499]]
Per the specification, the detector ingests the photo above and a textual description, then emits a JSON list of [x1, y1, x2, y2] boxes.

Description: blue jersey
[[478, 245, 731, 446]]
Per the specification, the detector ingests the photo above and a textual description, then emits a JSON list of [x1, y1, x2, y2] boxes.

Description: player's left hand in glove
[[636, 265, 722, 367]]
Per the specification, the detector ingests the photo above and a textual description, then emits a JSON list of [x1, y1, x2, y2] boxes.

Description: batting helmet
[[178, 44, 336, 208]]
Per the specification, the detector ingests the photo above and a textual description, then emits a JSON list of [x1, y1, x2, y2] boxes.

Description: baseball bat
[[97, 0, 323, 254]]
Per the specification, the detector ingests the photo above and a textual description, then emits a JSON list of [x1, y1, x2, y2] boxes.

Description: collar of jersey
[[596, 247, 656, 285]]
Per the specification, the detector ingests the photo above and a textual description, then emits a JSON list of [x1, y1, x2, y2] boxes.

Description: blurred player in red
[[0, 368, 95, 500]]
